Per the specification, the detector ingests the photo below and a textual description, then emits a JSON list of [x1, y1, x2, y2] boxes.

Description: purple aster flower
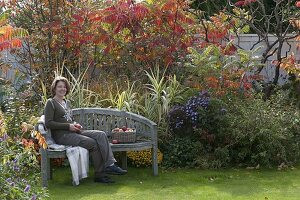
[[31, 194, 37, 200], [13, 166, 20, 172], [200, 90, 209, 96], [24, 185, 31, 192], [220, 108, 227, 114], [22, 179, 28, 183], [3, 133, 8, 140]]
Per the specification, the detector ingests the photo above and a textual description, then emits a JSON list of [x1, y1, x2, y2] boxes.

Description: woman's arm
[[44, 99, 70, 130]]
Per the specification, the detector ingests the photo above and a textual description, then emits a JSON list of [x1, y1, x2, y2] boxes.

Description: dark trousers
[[55, 130, 116, 177]]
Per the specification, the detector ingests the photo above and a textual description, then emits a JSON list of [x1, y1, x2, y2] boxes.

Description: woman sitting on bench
[[44, 76, 127, 184]]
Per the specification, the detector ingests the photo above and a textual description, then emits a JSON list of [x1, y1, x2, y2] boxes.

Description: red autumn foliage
[[235, 0, 257, 7], [0, 26, 24, 51], [223, 43, 237, 55], [197, 12, 239, 56], [235, 1, 245, 7], [244, 0, 257, 6], [38, 0, 195, 67], [199, 68, 262, 98]]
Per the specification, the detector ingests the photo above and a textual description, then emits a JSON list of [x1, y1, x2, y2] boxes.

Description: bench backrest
[[72, 108, 157, 140]]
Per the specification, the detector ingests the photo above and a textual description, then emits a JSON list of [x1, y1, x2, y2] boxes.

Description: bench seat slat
[[111, 141, 153, 151]]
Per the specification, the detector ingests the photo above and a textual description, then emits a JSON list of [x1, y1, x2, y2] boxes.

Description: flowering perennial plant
[[168, 91, 210, 134], [0, 136, 48, 199], [0, 113, 48, 200], [185, 92, 210, 124]]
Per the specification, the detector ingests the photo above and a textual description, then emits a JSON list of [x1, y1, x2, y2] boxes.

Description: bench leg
[[40, 149, 49, 187], [152, 147, 158, 176], [49, 159, 52, 180], [120, 151, 127, 170]]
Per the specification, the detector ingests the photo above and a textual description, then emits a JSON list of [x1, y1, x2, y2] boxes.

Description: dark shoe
[[94, 176, 115, 183], [105, 164, 127, 175]]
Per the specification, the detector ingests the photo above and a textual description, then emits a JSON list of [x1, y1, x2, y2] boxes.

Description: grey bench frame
[[40, 108, 158, 187]]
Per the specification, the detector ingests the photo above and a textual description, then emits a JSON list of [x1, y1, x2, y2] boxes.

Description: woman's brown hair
[[50, 76, 71, 96]]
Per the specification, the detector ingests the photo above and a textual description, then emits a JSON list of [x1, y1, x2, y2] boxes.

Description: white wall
[[0, 50, 19, 82], [234, 34, 300, 85]]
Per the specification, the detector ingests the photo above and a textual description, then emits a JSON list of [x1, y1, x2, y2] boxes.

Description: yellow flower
[[127, 149, 163, 167]]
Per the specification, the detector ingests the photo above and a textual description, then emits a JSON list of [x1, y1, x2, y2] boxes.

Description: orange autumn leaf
[[205, 76, 219, 88], [22, 138, 34, 149], [33, 131, 48, 149]]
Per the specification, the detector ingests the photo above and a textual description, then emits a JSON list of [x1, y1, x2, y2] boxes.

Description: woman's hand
[[74, 123, 83, 129], [69, 124, 81, 133]]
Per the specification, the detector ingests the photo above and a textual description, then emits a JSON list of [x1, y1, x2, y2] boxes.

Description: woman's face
[[54, 81, 67, 98]]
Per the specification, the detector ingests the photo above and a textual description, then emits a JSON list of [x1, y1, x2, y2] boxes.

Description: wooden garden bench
[[39, 108, 158, 187]]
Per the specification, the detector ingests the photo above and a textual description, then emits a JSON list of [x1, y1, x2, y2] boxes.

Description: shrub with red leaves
[[235, 0, 257, 7]]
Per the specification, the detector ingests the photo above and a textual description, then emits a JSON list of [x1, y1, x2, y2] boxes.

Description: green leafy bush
[[1, 80, 40, 138], [193, 146, 231, 169], [225, 93, 300, 167], [196, 98, 229, 142], [166, 90, 300, 168], [160, 136, 202, 168], [167, 92, 230, 168]]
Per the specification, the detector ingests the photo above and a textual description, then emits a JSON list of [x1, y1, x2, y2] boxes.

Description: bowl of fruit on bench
[[111, 126, 136, 143]]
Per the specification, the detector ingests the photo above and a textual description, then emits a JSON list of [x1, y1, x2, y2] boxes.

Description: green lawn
[[48, 166, 300, 200]]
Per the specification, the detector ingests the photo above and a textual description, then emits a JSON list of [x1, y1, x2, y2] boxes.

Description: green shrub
[[166, 90, 300, 169], [167, 92, 230, 168], [196, 98, 229, 143], [1, 81, 40, 138], [194, 147, 231, 169], [160, 136, 202, 168], [225, 93, 300, 167]]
